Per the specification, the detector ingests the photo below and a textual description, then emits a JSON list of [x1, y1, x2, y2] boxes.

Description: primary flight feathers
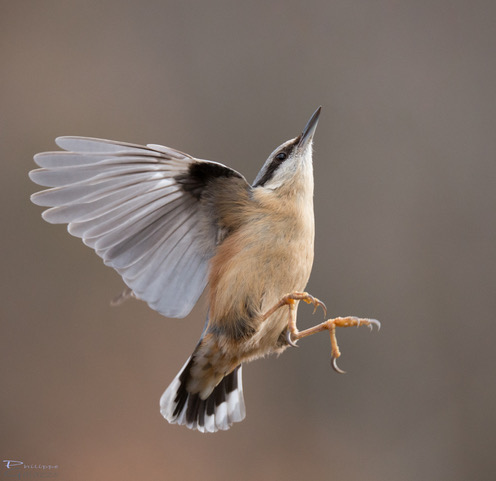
[[30, 136, 249, 318]]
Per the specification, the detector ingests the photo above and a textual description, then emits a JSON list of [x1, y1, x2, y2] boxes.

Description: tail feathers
[[160, 357, 245, 433]]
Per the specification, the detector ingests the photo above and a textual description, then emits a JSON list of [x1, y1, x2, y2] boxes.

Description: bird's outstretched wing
[[30, 136, 250, 318]]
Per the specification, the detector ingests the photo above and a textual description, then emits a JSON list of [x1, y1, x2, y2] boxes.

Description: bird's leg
[[291, 316, 381, 373], [261, 293, 379, 372], [261, 292, 327, 347]]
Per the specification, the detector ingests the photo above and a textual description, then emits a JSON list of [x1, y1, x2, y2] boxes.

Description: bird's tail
[[160, 356, 245, 433]]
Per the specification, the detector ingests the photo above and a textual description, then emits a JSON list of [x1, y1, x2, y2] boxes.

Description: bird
[[29, 107, 379, 433]]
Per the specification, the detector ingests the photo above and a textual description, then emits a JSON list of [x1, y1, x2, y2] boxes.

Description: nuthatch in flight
[[30, 107, 379, 433]]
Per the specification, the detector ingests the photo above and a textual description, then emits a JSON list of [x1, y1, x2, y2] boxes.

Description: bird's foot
[[287, 292, 327, 317], [291, 316, 381, 373], [261, 291, 327, 322], [262, 292, 326, 348]]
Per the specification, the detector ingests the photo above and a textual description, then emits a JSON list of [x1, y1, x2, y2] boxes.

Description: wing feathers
[[32, 173, 157, 207], [41, 183, 159, 224], [56, 136, 157, 154], [30, 161, 178, 188], [103, 198, 196, 268], [30, 136, 249, 319], [71, 186, 181, 242]]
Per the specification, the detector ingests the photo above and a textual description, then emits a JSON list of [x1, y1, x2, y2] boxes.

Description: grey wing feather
[[30, 136, 247, 318]]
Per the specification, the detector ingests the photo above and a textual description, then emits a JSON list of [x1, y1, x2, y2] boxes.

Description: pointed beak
[[298, 106, 321, 150]]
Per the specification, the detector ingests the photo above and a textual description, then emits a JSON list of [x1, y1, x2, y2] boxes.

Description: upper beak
[[298, 106, 321, 149]]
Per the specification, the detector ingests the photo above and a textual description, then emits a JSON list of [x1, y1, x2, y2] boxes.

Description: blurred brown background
[[2, 1, 495, 480]]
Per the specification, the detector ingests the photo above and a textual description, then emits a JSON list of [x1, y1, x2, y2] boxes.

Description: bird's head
[[253, 106, 321, 192]]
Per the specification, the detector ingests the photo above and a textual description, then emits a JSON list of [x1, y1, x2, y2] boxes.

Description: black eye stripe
[[276, 142, 296, 161], [252, 138, 299, 187]]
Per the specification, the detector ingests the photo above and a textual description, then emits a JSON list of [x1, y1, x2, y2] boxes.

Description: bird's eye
[[275, 152, 287, 161]]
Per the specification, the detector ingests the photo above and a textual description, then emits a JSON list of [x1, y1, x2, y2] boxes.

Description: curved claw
[[285, 330, 299, 348], [369, 318, 381, 331], [354, 317, 381, 331], [314, 299, 327, 318], [331, 357, 346, 374]]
